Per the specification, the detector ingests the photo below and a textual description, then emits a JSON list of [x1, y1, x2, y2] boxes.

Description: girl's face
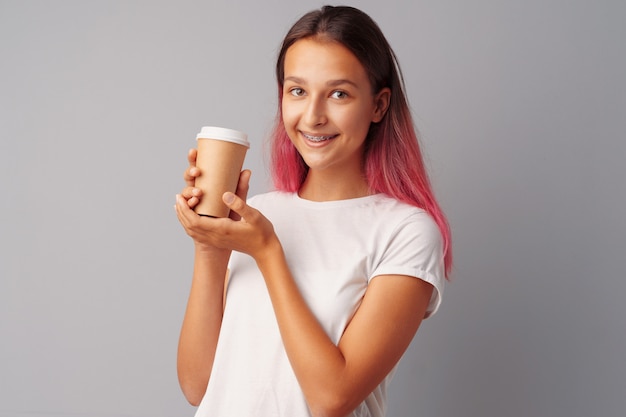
[[281, 38, 389, 177]]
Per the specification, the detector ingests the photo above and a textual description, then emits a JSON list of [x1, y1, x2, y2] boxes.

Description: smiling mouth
[[302, 132, 337, 142]]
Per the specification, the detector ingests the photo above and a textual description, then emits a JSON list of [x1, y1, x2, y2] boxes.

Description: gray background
[[1, 0, 624, 416]]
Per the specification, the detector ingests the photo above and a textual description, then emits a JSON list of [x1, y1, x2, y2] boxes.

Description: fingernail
[[223, 192, 235, 204]]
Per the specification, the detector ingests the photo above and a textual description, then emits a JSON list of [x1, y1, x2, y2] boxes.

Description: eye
[[289, 87, 305, 97], [330, 90, 348, 99]]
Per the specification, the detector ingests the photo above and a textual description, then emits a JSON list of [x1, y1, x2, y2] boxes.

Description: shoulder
[[370, 195, 442, 242], [368, 196, 445, 317], [372, 196, 443, 260]]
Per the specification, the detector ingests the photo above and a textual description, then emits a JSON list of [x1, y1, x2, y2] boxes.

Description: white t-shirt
[[194, 191, 445, 417]]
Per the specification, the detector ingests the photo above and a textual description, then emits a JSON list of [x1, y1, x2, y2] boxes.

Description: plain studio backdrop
[[1, 1, 624, 416]]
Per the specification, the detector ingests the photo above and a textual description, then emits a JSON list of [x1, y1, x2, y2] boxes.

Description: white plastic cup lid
[[196, 126, 250, 148]]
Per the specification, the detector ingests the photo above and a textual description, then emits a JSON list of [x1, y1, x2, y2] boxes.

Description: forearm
[[177, 246, 230, 405]]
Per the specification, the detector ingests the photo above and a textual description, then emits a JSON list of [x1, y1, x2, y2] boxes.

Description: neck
[[298, 169, 371, 202]]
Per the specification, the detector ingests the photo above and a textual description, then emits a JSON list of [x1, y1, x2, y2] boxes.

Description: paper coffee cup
[[194, 126, 250, 217]]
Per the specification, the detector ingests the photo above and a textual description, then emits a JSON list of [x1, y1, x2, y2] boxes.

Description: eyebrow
[[284, 76, 359, 89]]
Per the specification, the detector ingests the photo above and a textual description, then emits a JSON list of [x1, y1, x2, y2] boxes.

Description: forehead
[[283, 38, 370, 86]]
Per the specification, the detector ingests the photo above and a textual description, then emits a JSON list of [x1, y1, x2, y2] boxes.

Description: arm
[[213, 194, 433, 417], [258, 239, 432, 417], [176, 246, 229, 406], [174, 149, 251, 405]]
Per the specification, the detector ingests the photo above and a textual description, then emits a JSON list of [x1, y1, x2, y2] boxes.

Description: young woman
[[175, 5, 452, 417]]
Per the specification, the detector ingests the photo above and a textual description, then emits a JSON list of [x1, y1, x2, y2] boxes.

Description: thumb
[[223, 192, 252, 220]]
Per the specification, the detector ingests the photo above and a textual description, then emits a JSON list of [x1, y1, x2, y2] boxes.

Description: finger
[[235, 169, 251, 200], [223, 192, 256, 223], [184, 149, 200, 185], [187, 148, 197, 165], [174, 195, 190, 229], [181, 186, 202, 200], [177, 187, 201, 209], [184, 166, 201, 186], [230, 170, 251, 221], [176, 194, 206, 234], [175, 194, 192, 222]]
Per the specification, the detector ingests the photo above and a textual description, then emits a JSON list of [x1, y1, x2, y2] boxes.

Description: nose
[[303, 95, 327, 127]]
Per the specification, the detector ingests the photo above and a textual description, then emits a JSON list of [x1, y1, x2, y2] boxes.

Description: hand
[[179, 148, 251, 221], [179, 148, 202, 210], [175, 190, 278, 260]]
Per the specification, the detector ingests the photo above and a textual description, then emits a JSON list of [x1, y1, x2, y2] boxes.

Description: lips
[[302, 132, 338, 142]]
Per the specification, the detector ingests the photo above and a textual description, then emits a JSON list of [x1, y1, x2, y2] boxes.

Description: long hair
[[270, 5, 452, 276]]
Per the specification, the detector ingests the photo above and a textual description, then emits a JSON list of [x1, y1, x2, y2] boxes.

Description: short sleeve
[[370, 211, 445, 318]]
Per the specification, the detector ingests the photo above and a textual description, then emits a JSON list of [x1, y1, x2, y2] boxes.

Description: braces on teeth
[[304, 133, 334, 142]]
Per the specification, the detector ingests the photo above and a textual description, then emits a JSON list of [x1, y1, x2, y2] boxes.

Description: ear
[[372, 87, 391, 123]]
